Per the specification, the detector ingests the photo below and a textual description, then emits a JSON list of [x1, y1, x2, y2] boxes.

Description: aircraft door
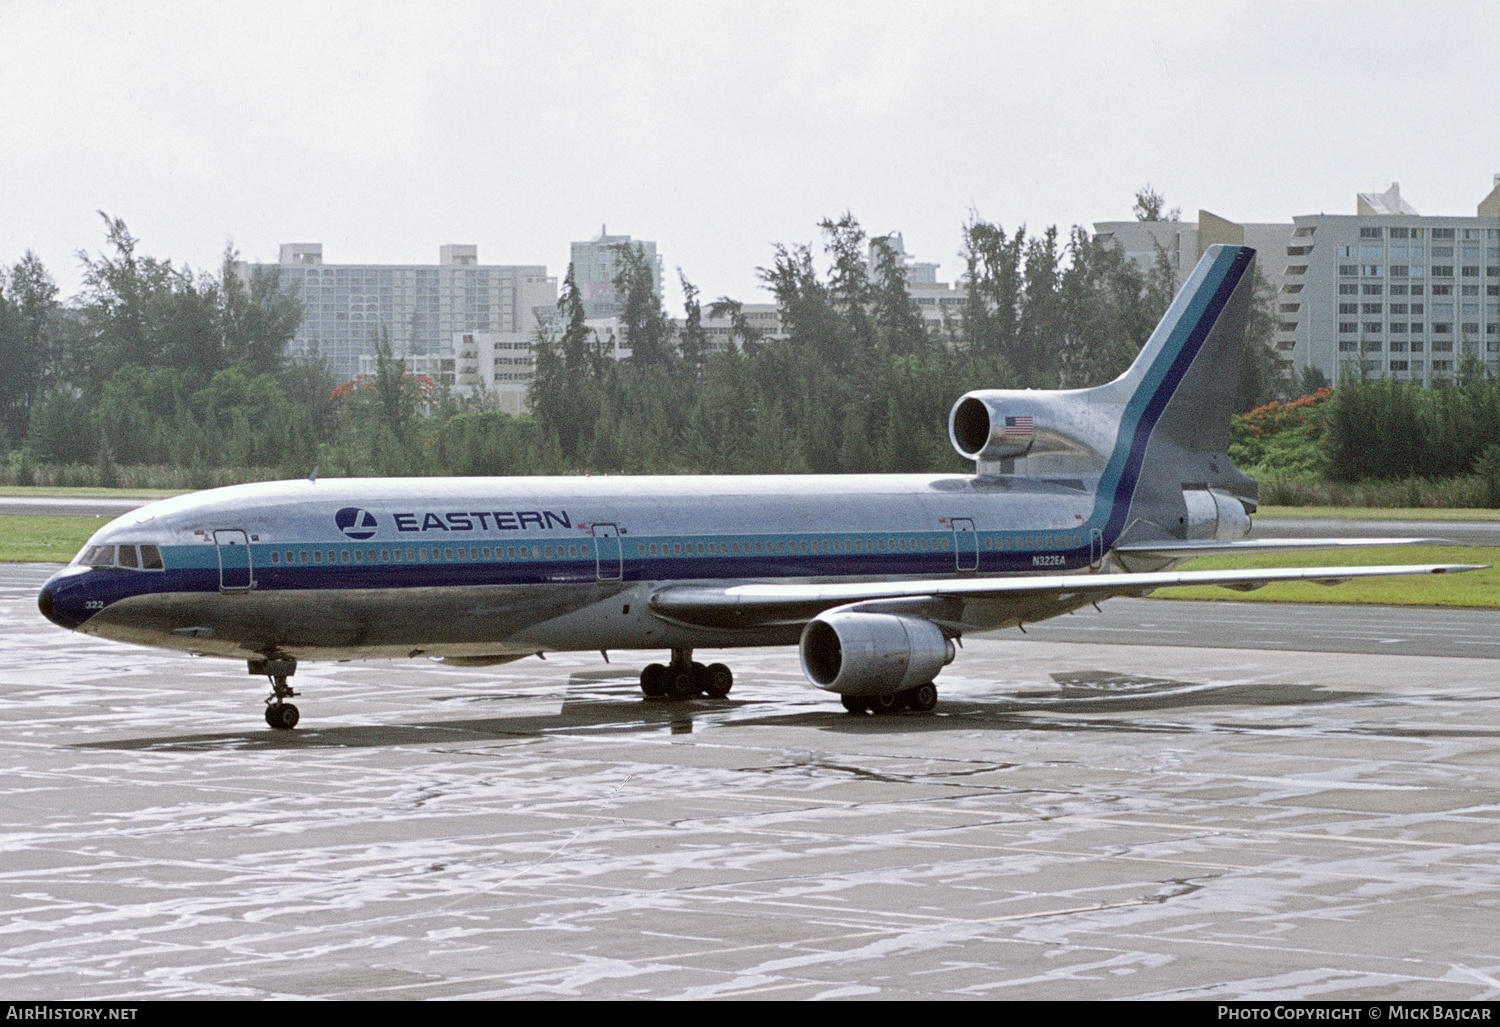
[[951, 518, 978, 571], [592, 523, 622, 581], [213, 529, 254, 591]]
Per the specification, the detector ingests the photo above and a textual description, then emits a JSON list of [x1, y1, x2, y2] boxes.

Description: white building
[[870, 232, 966, 336], [249, 244, 556, 400], [1274, 180, 1500, 386], [672, 303, 784, 355], [1092, 211, 1296, 301], [569, 228, 662, 319]]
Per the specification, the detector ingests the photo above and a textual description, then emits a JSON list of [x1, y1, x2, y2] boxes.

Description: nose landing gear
[[250, 656, 299, 730]]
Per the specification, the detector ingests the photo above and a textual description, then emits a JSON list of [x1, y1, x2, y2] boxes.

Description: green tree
[[1236, 266, 1281, 411], [613, 242, 671, 366], [758, 242, 850, 367], [706, 297, 764, 351], [869, 235, 929, 356], [1133, 184, 1181, 222], [0, 253, 59, 446], [959, 215, 1023, 365], [1016, 226, 1063, 385], [819, 212, 876, 356], [220, 246, 301, 377], [677, 270, 709, 375]]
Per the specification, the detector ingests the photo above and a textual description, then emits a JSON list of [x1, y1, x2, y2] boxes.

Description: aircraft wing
[[650, 562, 1487, 630]]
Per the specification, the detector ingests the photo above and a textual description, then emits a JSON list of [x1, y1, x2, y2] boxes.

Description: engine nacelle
[[1183, 487, 1252, 540], [949, 393, 1036, 461], [799, 612, 956, 697]]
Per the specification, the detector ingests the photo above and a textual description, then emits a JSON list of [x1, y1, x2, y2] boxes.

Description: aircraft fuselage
[[39, 472, 1107, 663]]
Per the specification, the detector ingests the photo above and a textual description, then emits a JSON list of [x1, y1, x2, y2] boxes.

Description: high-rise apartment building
[[569, 228, 662, 319], [1273, 180, 1500, 386], [1093, 212, 1296, 300], [247, 245, 557, 403]]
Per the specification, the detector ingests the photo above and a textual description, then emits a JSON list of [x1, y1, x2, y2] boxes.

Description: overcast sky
[[3, 0, 1497, 309]]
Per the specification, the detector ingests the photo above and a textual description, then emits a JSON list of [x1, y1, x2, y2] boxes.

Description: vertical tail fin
[[1098, 244, 1259, 544], [1094, 243, 1257, 455]]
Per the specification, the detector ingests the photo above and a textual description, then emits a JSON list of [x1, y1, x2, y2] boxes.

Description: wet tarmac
[[4, 563, 1500, 999]]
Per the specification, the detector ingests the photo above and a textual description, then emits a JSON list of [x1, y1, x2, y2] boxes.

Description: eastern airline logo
[[336, 507, 379, 540]]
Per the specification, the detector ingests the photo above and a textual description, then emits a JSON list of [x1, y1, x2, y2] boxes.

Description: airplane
[[37, 245, 1482, 729]]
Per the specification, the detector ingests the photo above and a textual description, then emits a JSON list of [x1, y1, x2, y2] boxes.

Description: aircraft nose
[[38, 581, 85, 630]]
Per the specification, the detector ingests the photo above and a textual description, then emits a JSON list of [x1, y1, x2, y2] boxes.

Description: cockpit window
[[74, 543, 165, 570]]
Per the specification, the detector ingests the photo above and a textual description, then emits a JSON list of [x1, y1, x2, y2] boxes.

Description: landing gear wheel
[[665, 666, 697, 699], [905, 682, 938, 712], [870, 693, 904, 715], [640, 663, 667, 698], [265, 703, 300, 730], [702, 663, 733, 699], [840, 696, 869, 715]]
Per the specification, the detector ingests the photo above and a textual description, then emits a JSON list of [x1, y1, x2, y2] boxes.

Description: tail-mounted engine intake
[[950, 394, 1035, 462], [949, 389, 1113, 476], [799, 611, 956, 697]]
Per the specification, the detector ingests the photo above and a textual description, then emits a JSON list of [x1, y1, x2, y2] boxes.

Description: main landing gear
[[840, 681, 939, 715], [639, 649, 733, 701], [250, 656, 300, 730]]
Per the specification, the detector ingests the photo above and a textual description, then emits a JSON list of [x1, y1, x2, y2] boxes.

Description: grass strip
[[1162, 544, 1499, 607], [1256, 505, 1500, 521], [0, 515, 106, 563]]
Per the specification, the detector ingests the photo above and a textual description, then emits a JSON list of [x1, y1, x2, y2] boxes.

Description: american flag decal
[[1002, 415, 1033, 439]]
